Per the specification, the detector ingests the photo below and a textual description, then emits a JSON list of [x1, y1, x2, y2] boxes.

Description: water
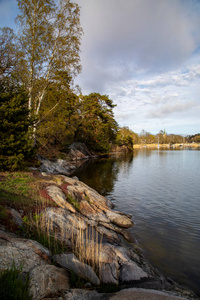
[[73, 149, 200, 296]]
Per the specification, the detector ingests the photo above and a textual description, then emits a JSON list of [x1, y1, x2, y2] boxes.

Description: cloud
[[138, 64, 200, 88], [110, 58, 200, 133], [76, 0, 200, 93], [148, 101, 197, 118]]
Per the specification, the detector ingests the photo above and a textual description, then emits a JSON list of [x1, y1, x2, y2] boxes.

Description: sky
[[1, 0, 200, 135]]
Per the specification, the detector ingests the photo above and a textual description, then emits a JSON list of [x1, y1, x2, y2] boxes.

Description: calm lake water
[[73, 149, 200, 296]]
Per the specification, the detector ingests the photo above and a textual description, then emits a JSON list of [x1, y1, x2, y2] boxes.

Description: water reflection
[[73, 149, 200, 296], [72, 153, 134, 196]]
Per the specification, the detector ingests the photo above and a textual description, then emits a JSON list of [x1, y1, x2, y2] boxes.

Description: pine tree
[[0, 82, 33, 170], [76, 93, 118, 152]]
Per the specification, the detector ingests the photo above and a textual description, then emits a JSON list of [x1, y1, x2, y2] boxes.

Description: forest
[[0, 0, 199, 171]]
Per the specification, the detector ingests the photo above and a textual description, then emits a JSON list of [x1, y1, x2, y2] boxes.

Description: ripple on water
[[74, 150, 200, 296]]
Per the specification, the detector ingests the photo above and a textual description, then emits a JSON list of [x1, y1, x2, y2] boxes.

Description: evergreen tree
[[0, 83, 33, 170], [76, 93, 118, 152], [0, 27, 33, 170]]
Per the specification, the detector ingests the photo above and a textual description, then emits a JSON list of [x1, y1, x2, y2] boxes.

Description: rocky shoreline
[[0, 165, 199, 299]]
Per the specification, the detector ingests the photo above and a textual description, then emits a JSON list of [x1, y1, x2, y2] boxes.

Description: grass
[[0, 172, 32, 194], [22, 208, 104, 281], [0, 172, 37, 211], [0, 263, 32, 300], [21, 212, 70, 255], [67, 194, 80, 211], [0, 171, 57, 230], [71, 226, 103, 278]]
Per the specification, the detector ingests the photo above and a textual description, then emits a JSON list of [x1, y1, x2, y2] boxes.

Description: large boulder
[[96, 226, 120, 244], [119, 261, 148, 282], [99, 243, 148, 285], [98, 221, 135, 243], [0, 231, 51, 272], [53, 253, 100, 286], [100, 262, 119, 285], [29, 264, 70, 300]]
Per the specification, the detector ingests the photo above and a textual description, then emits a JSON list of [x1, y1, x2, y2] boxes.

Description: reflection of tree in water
[[72, 153, 134, 196]]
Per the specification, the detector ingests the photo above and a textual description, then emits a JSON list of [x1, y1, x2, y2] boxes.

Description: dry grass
[[26, 208, 104, 277], [71, 226, 103, 277]]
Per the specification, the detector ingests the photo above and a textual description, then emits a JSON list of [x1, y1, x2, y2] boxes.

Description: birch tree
[[16, 0, 82, 143], [0, 28, 17, 77]]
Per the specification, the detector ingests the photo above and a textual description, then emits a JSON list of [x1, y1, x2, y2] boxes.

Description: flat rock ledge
[[62, 288, 189, 300], [0, 174, 198, 300]]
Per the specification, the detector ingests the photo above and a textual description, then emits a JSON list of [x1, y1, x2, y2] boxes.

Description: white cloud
[[110, 59, 200, 134], [148, 101, 197, 118], [76, 0, 200, 94]]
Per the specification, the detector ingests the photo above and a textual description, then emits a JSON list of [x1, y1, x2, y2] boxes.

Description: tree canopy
[[116, 127, 139, 150], [76, 93, 118, 152], [16, 0, 82, 143]]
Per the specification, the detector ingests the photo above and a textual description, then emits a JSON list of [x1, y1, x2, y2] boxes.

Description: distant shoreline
[[133, 143, 200, 149]]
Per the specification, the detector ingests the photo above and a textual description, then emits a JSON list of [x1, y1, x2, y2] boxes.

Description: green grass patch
[[0, 172, 56, 213], [0, 172, 36, 210], [0, 172, 32, 196], [67, 194, 80, 211], [0, 263, 32, 300]]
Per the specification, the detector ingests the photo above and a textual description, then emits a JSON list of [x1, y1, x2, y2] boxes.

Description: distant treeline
[[132, 130, 200, 145]]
